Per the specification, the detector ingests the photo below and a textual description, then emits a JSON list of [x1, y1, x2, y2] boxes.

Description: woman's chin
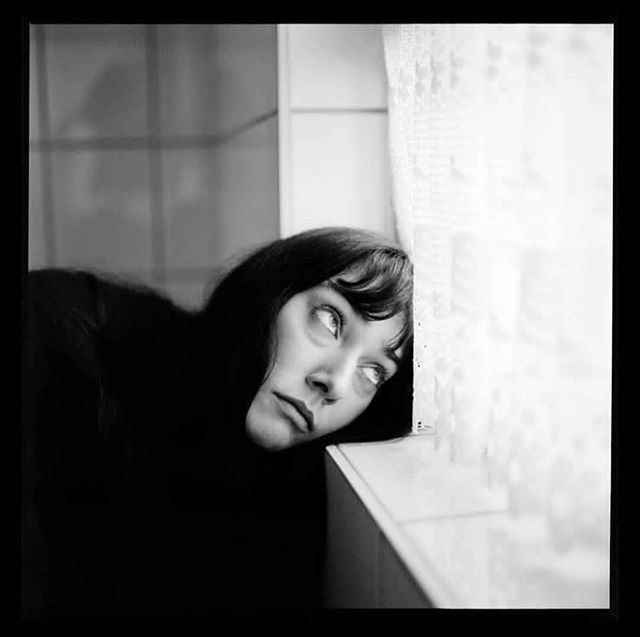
[[245, 420, 295, 452]]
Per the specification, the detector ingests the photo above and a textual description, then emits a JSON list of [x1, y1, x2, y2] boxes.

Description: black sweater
[[22, 269, 326, 618]]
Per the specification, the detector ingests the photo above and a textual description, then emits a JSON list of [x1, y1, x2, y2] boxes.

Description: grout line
[[401, 508, 510, 526], [200, 109, 278, 146], [28, 110, 279, 152], [34, 25, 57, 267]]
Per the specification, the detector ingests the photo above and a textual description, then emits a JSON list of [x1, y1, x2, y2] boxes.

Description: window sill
[[324, 434, 609, 608]]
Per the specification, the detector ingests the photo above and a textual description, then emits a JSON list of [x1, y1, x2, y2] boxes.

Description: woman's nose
[[306, 357, 354, 402]]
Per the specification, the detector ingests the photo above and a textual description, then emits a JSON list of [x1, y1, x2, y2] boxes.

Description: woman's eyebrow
[[323, 280, 367, 319]]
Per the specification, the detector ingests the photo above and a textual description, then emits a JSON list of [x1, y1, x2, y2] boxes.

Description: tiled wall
[[278, 24, 395, 239], [29, 24, 280, 309]]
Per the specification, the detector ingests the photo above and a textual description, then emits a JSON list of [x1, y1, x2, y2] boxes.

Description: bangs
[[327, 250, 413, 353]]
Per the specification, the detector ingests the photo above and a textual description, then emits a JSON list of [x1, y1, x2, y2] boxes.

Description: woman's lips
[[273, 392, 315, 432]]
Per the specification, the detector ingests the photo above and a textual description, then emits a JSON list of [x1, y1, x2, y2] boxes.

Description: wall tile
[[163, 116, 279, 270], [289, 112, 393, 237], [288, 24, 388, 110], [28, 152, 46, 269], [51, 149, 154, 271], [44, 25, 148, 139], [379, 534, 432, 608], [324, 454, 381, 608], [157, 25, 278, 138]]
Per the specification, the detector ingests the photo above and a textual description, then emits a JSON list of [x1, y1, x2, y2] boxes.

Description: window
[[383, 24, 613, 602]]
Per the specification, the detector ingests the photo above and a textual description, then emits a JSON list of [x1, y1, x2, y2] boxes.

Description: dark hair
[[199, 226, 413, 444]]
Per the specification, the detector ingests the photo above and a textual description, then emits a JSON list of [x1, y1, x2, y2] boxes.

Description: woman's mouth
[[273, 391, 315, 432]]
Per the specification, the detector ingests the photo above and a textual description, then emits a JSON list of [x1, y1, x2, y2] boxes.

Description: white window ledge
[[324, 434, 609, 609]]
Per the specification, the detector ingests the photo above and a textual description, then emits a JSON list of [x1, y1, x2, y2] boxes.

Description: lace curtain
[[383, 24, 612, 605]]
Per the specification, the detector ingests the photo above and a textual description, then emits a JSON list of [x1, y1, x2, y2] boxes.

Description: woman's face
[[245, 281, 405, 451]]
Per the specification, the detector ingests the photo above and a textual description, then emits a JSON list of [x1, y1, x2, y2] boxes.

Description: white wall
[[277, 24, 395, 239]]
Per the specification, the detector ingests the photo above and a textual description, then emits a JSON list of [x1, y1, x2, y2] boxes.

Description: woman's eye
[[361, 365, 387, 388], [313, 306, 342, 338]]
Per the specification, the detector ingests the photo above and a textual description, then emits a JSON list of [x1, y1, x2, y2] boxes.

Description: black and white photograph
[[21, 22, 616, 618]]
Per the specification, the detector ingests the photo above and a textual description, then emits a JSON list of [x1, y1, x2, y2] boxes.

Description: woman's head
[[201, 227, 413, 450]]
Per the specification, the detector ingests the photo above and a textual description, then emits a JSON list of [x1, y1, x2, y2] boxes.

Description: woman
[[22, 227, 413, 617]]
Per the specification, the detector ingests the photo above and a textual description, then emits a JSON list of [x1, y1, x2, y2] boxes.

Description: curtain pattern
[[383, 24, 612, 603]]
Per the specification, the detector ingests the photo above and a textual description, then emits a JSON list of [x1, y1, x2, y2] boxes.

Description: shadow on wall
[[46, 49, 279, 281], [55, 60, 148, 139], [50, 59, 155, 275]]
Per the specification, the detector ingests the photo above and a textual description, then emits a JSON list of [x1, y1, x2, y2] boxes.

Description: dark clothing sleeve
[[23, 268, 209, 489], [21, 269, 215, 618], [22, 269, 327, 617], [25, 270, 103, 477], [22, 270, 147, 617]]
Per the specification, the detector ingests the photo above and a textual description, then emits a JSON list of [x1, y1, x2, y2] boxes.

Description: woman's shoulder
[[27, 267, 100, 308], [26, 268, 198, 374], [67, 271, 206, 395], [88, 271, 197, 347], [26, 267, 208, 426], [26, 267, 190, 325], [26, 268, 107, 343]]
